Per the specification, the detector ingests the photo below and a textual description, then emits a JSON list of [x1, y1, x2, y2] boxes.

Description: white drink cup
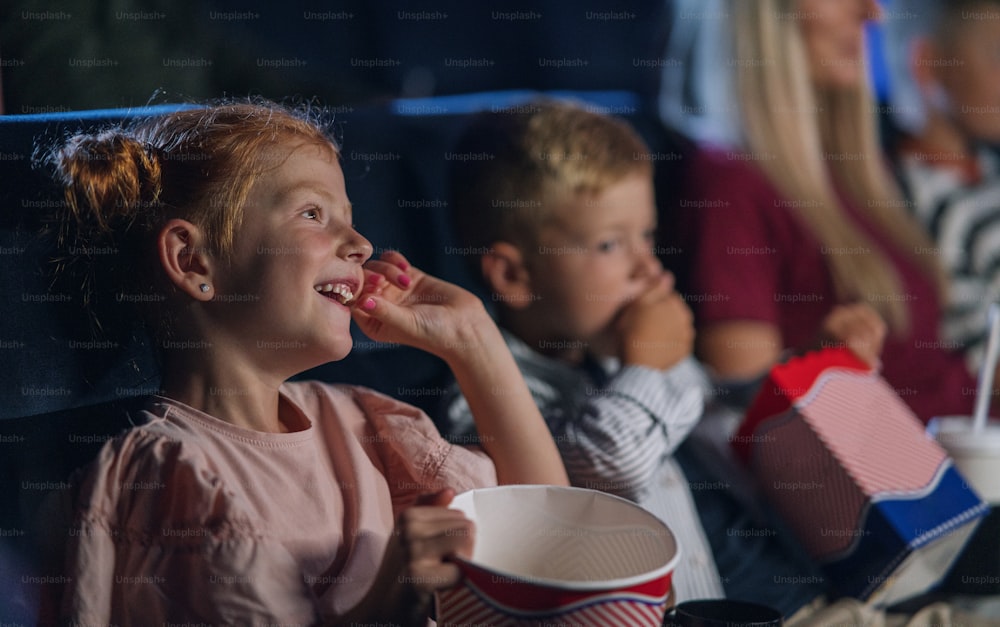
[[930, 416, 1000, 504]]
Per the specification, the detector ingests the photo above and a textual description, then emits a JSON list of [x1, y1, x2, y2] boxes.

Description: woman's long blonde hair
[[732, 0, 943, 332]]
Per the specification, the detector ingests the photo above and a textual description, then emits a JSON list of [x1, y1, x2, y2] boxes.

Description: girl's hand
[[383, 488, 474, 594], [351, 251, 489, 359], [353, 251, 569, 489], [820, 303, 887, 367], [340, 489, 474, 626]]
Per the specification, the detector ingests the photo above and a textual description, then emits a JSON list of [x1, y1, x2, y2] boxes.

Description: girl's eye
[[302, 207, 320, 220]]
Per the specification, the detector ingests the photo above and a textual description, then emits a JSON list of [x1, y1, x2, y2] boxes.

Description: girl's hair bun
[[54, 130, 162, 233]]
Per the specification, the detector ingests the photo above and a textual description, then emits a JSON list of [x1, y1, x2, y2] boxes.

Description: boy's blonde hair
[[450, 99, 653, 253]]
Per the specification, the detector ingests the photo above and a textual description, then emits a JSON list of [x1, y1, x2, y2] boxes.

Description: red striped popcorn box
[[435, 485, 680, 626], [734, 347, 989, 606]]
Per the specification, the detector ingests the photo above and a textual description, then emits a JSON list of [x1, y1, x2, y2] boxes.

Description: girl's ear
[[481, 241, 535, 310], [158, 219, 215, 301]]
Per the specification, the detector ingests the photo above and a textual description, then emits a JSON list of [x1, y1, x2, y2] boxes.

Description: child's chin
[[289, 340, 353, 371], [592, 323, 620, 344], [321, 341, 354, 364]]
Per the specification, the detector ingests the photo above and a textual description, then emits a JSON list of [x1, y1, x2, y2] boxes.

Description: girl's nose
[[340, 227, 373, 264]]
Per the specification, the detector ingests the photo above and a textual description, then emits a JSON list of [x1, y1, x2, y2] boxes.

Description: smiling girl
[[44, 101, 567, 625]]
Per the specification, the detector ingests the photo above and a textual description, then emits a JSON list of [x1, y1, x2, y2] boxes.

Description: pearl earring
[[199, 284, 211, 293]]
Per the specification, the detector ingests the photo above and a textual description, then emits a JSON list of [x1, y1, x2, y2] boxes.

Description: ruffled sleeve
[[349, 388, 498, 516], [60, 428, 318, 626]]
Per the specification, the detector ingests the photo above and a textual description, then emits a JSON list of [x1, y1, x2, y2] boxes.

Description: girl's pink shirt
[[59, 380, 497, 624]]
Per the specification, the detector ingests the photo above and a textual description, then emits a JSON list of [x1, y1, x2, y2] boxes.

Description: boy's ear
[[910, 36, 942, 94], [481, 241, 534, 310], [912, 37, 955, 114], [158, 218, 215, 301]]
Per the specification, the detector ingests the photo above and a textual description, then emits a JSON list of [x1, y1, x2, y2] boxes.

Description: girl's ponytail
[[53, 130, 161, 234], [44, 130, 164, 338]]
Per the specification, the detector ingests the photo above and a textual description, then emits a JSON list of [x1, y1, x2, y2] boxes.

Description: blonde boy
[[443, 99, 725, 603], [442, 99, 832, 615]]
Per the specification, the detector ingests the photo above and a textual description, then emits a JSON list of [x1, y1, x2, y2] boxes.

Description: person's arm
[[674, 152, 789, 383], [443, 350, 706, 503], [352, 251, 568, 487], [697, 321, 784, 380], [561, 271, 704, 500], [442, 324, 569, 485], [699, 303, 887, 382], [557, 358, 706, 501]]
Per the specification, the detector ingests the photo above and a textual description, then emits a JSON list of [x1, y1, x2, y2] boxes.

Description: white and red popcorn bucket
[[436, 485, 680, 626]]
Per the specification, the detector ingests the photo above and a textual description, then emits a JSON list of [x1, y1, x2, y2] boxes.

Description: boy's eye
[[302, 207, 320, 220], [596, 239, 621, 253]]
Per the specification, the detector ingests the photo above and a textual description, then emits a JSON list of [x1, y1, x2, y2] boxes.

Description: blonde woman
[[663, 0, 978, 422]]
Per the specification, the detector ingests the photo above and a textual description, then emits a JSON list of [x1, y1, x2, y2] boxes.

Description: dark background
[[1, 0, 673, 114], [0, 5, 681, 620]]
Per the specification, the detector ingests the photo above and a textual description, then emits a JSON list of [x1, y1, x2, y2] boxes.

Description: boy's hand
[[351, 251, 490, 359], [615, 272, 694, 371], [819, 303, 887, 367]]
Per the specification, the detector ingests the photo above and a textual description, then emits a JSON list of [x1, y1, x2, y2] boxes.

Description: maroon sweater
[[673, 146, 977, 423]]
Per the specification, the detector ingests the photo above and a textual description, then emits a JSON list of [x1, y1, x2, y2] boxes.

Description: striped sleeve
[[929, 181, 1000, 373], [900, 156, 1000, 374], [557, 358, 706, 502]]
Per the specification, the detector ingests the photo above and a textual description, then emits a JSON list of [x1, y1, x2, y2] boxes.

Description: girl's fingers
[[408, 525, 475, 564], [399, 506, 473, 536], [364, 259, 411, 289], [350, 296, 399, 332], [407, 562, 463, 592], [378, 249, 412, 271], [416, 488, 455, 508], [361, 269, 386, 296], [398, 507, 476, 570]]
